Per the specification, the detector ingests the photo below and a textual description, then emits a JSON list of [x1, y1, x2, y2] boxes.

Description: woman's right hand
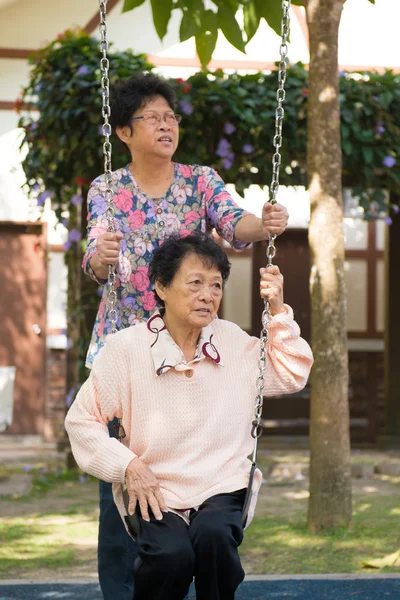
[[96, 232, 123, 266], [125, 458, 168, 522]]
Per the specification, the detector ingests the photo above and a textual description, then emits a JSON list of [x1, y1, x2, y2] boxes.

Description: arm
[[234, 202, 289, 242], [245, 266, 313, 395], [246, 305, 313, 396], [64, 334, 137, 483], [82, 180, 122, 284], [202, 168, 288, 245]]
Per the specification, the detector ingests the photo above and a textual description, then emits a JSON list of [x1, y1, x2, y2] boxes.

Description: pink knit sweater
[[65, 306, 313, 527]]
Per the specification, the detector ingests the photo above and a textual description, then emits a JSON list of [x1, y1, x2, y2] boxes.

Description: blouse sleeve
[[64, 333, 137, 483], [246, 304, 313, 396], [201, 167, 252, 250], [82, 178, 109, 286]]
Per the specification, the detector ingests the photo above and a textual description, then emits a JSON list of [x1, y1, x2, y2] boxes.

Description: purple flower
[[223, 122, 236, 135], [37, 190, 53, 207], [40, 467, 48, 474], [69, 229, 82, 243], [34, 82, 43, 93], [71, 193, 83, 206], [392, 205, 400, 214], [33, 183, 40, 191], [79, 475, 88, 483], [339, 70, 346, 78], [77, 65, 90, 76], [383, 155, 396, 168], [61, 218, 69, 228], [385, 216, 393, 225], [179, 99, 193, 116], [23, 465, 32, 472], [242, 144, 254, 154], [63, 240, 72, 251], [372, 95, 380, 102], [216, 138, 231, 158], [375, 121, 385, 135], [65, 387, 76, 407], [30, 122, 37, 131], [213, 104, 223, 115], [223, 151, 235, 170]]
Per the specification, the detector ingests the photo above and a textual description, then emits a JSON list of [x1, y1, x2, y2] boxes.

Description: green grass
[[1, 461, 400, 578], [241, 495, 400, 574]]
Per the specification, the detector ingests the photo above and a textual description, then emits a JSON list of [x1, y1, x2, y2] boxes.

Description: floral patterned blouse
[[83, 162, 251, 368]]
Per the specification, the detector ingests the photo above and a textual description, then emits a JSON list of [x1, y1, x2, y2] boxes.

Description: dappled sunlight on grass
[[241, 495, 400, 575], [284, 490, 310, 500]]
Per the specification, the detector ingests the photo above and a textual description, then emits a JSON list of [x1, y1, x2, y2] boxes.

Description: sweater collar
[[146, 312, 223, 376]]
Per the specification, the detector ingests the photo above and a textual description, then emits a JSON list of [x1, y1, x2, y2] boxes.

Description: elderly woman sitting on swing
[[65, 232, 313, 600]]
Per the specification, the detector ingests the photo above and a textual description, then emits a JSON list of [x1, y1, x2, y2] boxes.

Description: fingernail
[[156, 516, 163, 521]]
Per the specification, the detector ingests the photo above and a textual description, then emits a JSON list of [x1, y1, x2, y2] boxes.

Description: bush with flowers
[[16, 30, 400, 395]]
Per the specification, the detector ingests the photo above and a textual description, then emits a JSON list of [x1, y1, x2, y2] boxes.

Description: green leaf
[[243, 2, 261, 44], [367, 0, 375, 3], [122, 0, 146, 13], [179, 4, 204, 42], [217, 5, 246, 53], [150, 0, 173, 41], [195, 10, 218, 69], [255, 0, 283, 37], [362, 146, 374, 165]]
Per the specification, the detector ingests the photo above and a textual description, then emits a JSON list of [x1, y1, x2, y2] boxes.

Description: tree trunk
[[306, 0, 352, 530]]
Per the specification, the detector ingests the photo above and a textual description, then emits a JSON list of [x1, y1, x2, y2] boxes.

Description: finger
[[101, 241, 121, 252], [147, 493, 163, 521], [262, 202, 274, 213], [138, 496, 150, 522], [260, 265, 280, 276], [154, 489, 169, 513], [102, 232, 119, 242], [128, 493, 137, 516], [115, 232, 124, 242]]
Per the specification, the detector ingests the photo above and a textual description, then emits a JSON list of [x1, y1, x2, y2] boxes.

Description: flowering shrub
[[16, 30, 400, 388]]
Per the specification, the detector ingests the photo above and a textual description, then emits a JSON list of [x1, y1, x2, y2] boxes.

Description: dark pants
[[98, 420, 139, 600], [132, 488, 246, 600]]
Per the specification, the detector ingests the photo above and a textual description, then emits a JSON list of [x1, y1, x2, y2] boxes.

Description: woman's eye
[[192, 280, 201, 285]]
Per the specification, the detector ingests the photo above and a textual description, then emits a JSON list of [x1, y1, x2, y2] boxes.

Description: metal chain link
[[99, 1, 118, 334], [251, 0, 290, 456]]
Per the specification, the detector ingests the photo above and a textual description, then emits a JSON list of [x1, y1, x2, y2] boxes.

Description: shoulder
[[211, 318, 251, 343], [101, 323, 148, 354], [175, 164, 218, 181], [89, 165, 130, 188]]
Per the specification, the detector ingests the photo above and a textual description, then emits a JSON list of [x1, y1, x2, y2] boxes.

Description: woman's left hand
[[261, 202, 289, 237], [259, 265, 285, 316]]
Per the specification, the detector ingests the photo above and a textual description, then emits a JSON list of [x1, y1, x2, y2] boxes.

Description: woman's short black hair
[[149, 232, 231, 308], [109, 72, 176, 130]]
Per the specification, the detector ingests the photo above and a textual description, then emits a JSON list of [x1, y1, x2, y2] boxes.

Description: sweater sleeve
[[246, 304, 313, 396], [81, 178, 109, 286], [64, 333, 137, 483]]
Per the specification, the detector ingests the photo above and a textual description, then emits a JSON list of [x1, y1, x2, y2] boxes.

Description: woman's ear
[[116, 125, 132, 144], [154, 280, 166, 302]]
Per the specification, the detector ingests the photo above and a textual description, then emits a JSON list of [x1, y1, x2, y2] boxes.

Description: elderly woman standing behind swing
[[67, 232, 313, 600]]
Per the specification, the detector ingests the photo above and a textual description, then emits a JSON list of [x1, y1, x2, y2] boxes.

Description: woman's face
[[156, 253, 224, 330], [118, 96, 179, 160]]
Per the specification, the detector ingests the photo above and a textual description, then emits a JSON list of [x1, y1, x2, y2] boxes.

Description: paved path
[[1, 576, 400, 599]]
